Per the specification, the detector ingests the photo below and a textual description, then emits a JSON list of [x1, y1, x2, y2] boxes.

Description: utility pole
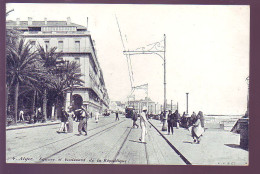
[[171, 100, 173, 110], [246, 76, 249, 117], [123, 34, 167, 131], [186, 93, 189, 114], [155, 103, 157, 114]]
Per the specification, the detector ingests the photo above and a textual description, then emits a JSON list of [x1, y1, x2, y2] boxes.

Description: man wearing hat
[[75, 106, 88, 136], [139, 106, 149, 143]]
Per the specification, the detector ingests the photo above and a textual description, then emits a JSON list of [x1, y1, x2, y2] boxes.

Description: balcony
[[58, 47, 92, 53]]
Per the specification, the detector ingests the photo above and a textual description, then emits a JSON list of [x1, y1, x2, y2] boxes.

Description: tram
[[125, 107, 134, 118]]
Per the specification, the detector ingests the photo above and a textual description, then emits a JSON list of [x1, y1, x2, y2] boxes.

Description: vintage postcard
[[5, 3, 249, 165]]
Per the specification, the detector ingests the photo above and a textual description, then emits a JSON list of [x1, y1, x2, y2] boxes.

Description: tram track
[[148, 120, 192, 165], [36, 120, 126, 163], [7, 119, 125, 161], [8, 118, 192, 165], [111, 127, 132, 164], [110, 125, 150, 165]]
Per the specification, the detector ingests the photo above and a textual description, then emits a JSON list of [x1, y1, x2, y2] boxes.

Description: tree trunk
[[70, 90, 73, 106], [29, 90, 36, 124], [42, 89, 47, 122], [14, 82, 19, 125], [6, 85, 9, 115], [54, 101, 58, 121]]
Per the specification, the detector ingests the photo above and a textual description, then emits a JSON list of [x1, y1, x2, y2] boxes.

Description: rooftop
[[6, 19, 87, 30]]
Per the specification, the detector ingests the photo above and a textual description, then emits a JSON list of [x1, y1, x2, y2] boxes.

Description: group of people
[[57, 106, 101, 136], [159, 110, 205, 144], [18, 107, 43, 122], [166, 110, 181, 135]]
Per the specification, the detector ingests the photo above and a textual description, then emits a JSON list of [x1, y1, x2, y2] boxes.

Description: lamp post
[[186, 93, 189, 114], [123, 34, 167, 131], [245, 76, 249, 118]]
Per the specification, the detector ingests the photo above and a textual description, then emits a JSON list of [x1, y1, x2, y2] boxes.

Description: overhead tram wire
[[125, 34, 135, 84], [115, 15, 134, 89]]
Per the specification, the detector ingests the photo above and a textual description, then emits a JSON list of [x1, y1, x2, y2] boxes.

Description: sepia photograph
[[5, 3, 249, 165]]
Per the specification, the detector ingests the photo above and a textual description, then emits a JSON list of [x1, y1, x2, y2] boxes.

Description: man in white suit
[[139, 106, 149, 143]]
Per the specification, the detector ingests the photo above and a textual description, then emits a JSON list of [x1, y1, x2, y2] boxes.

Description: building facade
[[6, 17, 110, 114], [128, 97, 158, 114], [110, 101, 126, 113], [128, 98, 177, 115]]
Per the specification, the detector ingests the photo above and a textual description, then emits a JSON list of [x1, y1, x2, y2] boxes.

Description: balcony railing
[[58, 47, 92, 53]]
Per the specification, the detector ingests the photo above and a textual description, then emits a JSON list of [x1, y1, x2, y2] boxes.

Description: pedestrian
[[190, 112, 197, 125], [139, 106, 149, 143], [132, 110, 139, 128], [198, 111, 205, 128], [91, 112, 93, 119], [191, 114, 204, 144], [57, 107, 68, 133], [76, 106, 88, 136], [74, 108, 81, 122], [115, 110, 119, 121], [95, 110, 100, 123], [167, 110, 174, 135], [160, 112, 163, 123], [175, 110, 180, 129], [19, 109, 24, 122], [66, 106, 74, 133]]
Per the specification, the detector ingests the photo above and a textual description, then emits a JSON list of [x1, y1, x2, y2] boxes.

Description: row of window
[[30, 40, 81, 52], [42, 26, 77, 32]]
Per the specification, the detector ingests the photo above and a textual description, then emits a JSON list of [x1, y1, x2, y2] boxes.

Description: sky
[[6, 3, 250, 115]]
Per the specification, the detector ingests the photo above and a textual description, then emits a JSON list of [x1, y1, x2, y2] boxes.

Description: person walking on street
[[95, 110, 100, 123], [198, 111, 205, 128], [139, 106, 149, 143], [57, 107, 68, 133], [66, 106, 74, 133], [191, 114, 204, 144], [19, 109, 24, 122], [190, 112, 197, 125], [175, 110, 180, 129], [132, 110, 139, 128], [167, 110, 174, 135], [160, 112, 163, 123], [76, 106, 88, 136], [115, 110, 119, 121]]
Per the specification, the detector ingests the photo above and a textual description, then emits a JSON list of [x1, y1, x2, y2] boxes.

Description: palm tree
[[6, 9, 20, 110], [6, 39, 46, 124], [37, 45, 63, 122], [49, 61, 84, 120]]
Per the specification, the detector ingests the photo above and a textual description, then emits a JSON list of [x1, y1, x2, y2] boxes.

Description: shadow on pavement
[[225, 144, 248, 151], [129, 140, 146, 144], [183, 141, 198, 144], [183, 141, 194, 144]]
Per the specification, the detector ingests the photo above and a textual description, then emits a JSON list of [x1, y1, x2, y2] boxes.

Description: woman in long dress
[[67, 106, 74, 133], [57, 107, 68, 133], [95, 111, 100, 123], [191, 114, 204, 144]]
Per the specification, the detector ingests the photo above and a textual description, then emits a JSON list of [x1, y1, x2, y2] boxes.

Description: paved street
[[6, 114, 248, 165]]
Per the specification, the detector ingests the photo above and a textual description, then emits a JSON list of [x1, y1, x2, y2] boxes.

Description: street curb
[[148, 120, 192, 165], [6, 122, 60, 131]]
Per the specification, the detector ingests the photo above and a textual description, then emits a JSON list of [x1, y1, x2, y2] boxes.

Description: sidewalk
[[6, 120, 60, 131], [149, 119, 248, 166]]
